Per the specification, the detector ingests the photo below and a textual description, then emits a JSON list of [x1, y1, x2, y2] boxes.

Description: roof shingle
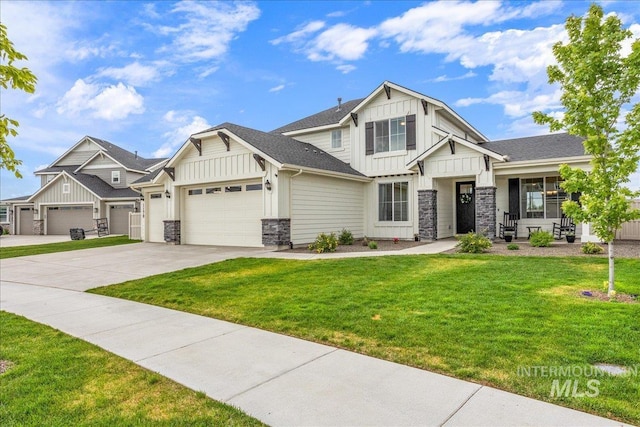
[[270, 98, 364, 134], [480, 133, 586, 162]]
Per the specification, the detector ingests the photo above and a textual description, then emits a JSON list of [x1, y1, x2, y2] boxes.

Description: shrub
[[582, 242, 604, 254], [455, 232, 492, 253], [362, 236, 369, 246], [529, 230, 554, 247], [308, 232, 338, 253], [507, 243, 519, 250], [338, 228, 354, 245], [368, 240, 378, 249]]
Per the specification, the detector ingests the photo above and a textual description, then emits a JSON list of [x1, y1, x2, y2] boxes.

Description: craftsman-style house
[[133, 81, 591, 247]]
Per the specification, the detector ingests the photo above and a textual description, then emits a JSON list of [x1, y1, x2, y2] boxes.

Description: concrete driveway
[[0, 243, 271, 291]]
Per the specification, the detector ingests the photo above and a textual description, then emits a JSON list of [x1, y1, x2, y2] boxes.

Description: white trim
[[493, 156, 592, 171], [279, 165, 372, 183], [48, 136, 107, 168], [338, 81, 488, 142], [74, 150, 146, 174], [282, 123, 342, 136], [407, 132, 504, 169]]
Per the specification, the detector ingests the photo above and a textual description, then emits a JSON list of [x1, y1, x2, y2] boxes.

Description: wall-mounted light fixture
[[94, 207, 99, 213], [265, 180, 272, 191], [33, 208, 39, 214], [165, 190, 171, 198]]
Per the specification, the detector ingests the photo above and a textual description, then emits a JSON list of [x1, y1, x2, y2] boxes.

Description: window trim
[[519, 176, 569, 220], [111, 170, 121, 184], [62, 183, 70, 194], [378, 181, 410, 223], [374, 116, 406, 154], [331, 129, 342, 149], [0, 206, 8, 223]]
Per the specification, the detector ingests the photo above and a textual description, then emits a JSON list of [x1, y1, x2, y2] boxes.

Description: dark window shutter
[[508, 178, 520, 218], [365, 122, 374, 155], [405, 114, 416, 150]]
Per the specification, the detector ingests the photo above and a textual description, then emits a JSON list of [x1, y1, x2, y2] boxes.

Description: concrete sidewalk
[[0, 243, 631, 426]]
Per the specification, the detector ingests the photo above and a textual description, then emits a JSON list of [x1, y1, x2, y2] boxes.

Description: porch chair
[[552, 216, 575, 239], [498, 212, 519, 240]]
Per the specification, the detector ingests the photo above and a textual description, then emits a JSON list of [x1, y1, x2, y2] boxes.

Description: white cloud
[[157, 1, 261, 62], [336, 64, 356, 74], [307, 24, 377, 61], [154, 111, 211, 158], [96, 62, 161, 86], [456, 89, 562, 118], [269, 84, 285, 93], [56, 79, 145, 120], [431, 71, 477, 83], [271, 21, 325, 45]]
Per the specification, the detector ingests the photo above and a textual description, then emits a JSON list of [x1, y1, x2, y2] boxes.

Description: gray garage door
[[109, 204, 134, 235], [19, 207, 34, 235], [47, 206, 94, 235]]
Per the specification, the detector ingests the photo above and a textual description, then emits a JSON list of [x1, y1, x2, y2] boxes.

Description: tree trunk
[[608, 240, 615, 296]]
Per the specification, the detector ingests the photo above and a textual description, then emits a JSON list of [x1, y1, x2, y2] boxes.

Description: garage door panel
[[183, 182, 262, 247], [47, 206, 94, 235], [19, 207, 34, 235]]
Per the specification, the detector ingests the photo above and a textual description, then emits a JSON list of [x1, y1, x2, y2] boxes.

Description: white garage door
[[109, 204, 134, 235], [47, 206, 94, 235], [148, 193, 164, 243], [182, 182, 263, 246]]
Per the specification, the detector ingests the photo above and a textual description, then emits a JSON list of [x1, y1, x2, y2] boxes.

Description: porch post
[[475, 186, 496, 239], [418, 189, 437, 241]]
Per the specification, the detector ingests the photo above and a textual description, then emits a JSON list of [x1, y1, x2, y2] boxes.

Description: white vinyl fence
[[129, 212, 142, 240], [616, 200, 640, 240]]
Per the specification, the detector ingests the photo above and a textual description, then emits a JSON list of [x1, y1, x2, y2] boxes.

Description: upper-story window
[[111, 170, 120, 184], [62, 183, 70, 194], [375, 117, 406, 153], [331, 129, 342, 149]]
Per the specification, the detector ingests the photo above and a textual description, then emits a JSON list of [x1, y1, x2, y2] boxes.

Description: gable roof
[[28, 170, 140, 202], [479, 133, 586, 162], [271, 98, 365, 134], [337, 81, 488, 142], [42, 136, 165, 173], [407, 132, 504, 168], [190, 122, 366, 178]]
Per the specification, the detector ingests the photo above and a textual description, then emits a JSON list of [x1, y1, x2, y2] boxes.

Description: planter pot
[[504, 235, 513, 242], [414, 236, 420, 242], [566, 235, 576, 243]]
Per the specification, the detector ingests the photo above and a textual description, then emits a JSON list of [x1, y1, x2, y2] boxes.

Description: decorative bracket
[[448, 139, 455, 155], [417, 160, 425, 176], [384, 84, 391, 99], [163, 167, 175, 181], [217, 131, 230, 151], [421, 99, 428, 115], [189, 137, 202, 156], [484, 154, 490, 171], [253, 154, 266, 171], [350, 112, 358, 127]]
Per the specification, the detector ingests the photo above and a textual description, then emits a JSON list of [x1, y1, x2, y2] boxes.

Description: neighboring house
[[134, 81, 592, 247], [3, 136, 165, 235]]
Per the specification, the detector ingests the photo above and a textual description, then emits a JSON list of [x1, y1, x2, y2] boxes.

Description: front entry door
[[456, 181, 475, 234]]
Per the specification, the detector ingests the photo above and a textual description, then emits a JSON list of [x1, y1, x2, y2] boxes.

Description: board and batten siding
[[291, 174, 364, 244], [174, 136, 264, 185], [291, 127, 351, 164], [437, 179, 455, 239], [422, 143, 493, 187], [617, 199, 640, 240], [56, 139, 102, 166], [33, 177, 99, 207]]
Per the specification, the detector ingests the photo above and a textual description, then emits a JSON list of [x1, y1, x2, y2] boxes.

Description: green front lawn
[[91, 255, 640, 424], [0, 312, 264, 426], [0, 235, 139, 259]]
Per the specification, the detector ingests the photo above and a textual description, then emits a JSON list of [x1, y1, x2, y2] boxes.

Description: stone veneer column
[[475, 186, 496, 239], [33, 219, 44, 235], [262, 218, 291, 247], [418, 190, 437, 241], [163, 220, 181, 244]]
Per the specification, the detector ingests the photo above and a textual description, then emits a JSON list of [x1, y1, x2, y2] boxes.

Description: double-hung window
[[375, 117, 406, 153], [0, 206, 7, 223], [331, 129, 342, 149], [112, 170, 120, 184], [379, 182, 408, 222]]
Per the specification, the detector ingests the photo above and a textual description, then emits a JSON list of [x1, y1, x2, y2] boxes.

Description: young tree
[[533, 4, 640, 296], [1, 22, 37, 178]]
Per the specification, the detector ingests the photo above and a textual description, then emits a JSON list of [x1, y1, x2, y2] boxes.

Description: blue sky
[[1, 0, 639, 198]]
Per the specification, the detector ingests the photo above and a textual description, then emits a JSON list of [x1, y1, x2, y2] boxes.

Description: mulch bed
[[286, 239, 425, 253], [579, 290, 638, 304], [445, 239, 640, 258]]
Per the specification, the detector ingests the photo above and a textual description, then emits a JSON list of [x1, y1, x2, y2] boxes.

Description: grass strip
[[91, 254, 640, 424], [0, 235, 139, 259], [0, 311, 264, 427]]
